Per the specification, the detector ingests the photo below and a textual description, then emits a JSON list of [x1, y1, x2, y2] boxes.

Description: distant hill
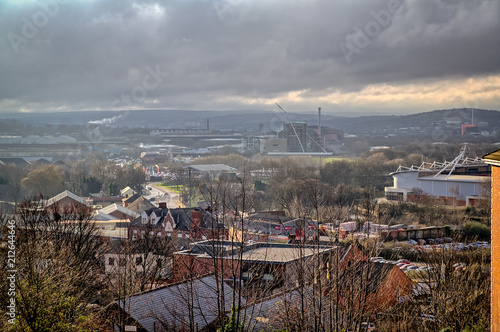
[[331, 109, 500, 134], [0, 108, 498, 134]]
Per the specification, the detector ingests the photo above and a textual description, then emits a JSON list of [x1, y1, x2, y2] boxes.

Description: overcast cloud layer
[[1, 0, 499, 115]]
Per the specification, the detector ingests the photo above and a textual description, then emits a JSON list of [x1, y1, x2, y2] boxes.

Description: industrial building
[[283, 121, 308, 152], [385, 147, 490, 206]]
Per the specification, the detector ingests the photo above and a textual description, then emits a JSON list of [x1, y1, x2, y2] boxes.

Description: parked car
[[397, 259, 410, 264], [360, 322, 376, 331], [418, 266, 434, 272], [417, 239, 426, 245], [374, 259, 388, 263], [453, 262, 466, 270], [407, 239, 418, 245]]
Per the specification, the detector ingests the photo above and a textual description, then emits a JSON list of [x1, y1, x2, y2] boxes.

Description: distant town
[[0, 108, 496, 331]]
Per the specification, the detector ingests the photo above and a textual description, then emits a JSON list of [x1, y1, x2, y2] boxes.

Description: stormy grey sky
[[1, 0, 499, 115]]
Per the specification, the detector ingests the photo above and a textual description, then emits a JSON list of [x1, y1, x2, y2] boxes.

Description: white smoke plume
[[88, 114, 123, 125]]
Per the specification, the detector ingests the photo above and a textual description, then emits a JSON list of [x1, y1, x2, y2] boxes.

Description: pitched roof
[[132, 207, 225, 231], [131, 207, 168, 227], [92, 210, 117, 221], [0, 157, 31, 166], [117, 275, 242, 332], [99, 203, 139, 219], [169, 208, 192, 231], [483, 148, 500, 165], [120, 186, 135, 194], [46, 190, 90, 207], [241, 285, 342, 331], [127, 196, 156, 213], [185, 241, 345, 264], [123, 193, 141, 204]]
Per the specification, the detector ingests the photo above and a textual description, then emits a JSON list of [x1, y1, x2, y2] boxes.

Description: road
[[144, 182, 185, 208]]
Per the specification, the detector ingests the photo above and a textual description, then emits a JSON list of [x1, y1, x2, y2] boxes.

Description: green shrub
[[462, 221, 491, 241]]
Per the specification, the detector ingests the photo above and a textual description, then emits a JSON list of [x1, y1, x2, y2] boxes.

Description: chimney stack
[[318, 107, 321, 137]]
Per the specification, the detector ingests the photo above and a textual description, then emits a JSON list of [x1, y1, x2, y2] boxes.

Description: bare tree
[[0, 197, 108, 330]]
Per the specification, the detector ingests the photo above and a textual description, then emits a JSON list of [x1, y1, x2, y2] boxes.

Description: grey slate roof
[[132, 207, 225, 231], [241, 285, 343, 332], [123, 193, 141, 204], [117, 275, 244, 332]]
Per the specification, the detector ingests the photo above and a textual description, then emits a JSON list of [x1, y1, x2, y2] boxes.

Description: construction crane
[[275, 103, 305, 153], [275, 103, 328, 154]]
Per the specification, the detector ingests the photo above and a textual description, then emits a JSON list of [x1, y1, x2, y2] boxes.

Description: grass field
[[312, 156, 357, 163], [158, 183, 185, 194]]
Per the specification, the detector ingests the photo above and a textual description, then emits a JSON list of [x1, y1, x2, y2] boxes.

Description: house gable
[[141, 211, 148, 224], [149, 211, 158, 224], [164, 212, 174, 233]]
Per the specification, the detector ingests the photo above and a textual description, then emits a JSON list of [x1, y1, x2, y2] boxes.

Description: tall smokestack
[[207, 118, 210, 131], [318, 107, 321, 137]]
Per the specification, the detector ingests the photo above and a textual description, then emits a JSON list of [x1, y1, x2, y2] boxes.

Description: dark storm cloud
[[0, 0, 499, 114]]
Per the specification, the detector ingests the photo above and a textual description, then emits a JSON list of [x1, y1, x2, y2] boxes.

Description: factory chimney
[[207, 118, 210, 131], [318, 107, 321, 137]]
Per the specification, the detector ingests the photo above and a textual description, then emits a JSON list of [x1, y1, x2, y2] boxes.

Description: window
[[167, 232, 171, 237], [178, 233, 183, 238], [263, 274, 274, 281], [119, 258, 126, 266], [136, 256, 143, 265], [108, 257, 115, 266], [386, 192, 403, 201], [156, 259, 163, 268]]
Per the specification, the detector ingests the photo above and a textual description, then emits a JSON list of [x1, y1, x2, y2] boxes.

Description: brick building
[[482, 149, 500, 330], [129, 203, 226, 241], [98, 203, 139, 222], [45, 190, 91, 214], [172, 240, 367, 293], [335, 261, 413, 319]]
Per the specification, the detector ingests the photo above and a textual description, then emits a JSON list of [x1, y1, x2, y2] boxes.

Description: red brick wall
[[491, 166, 500, 331], [47, 197, 89, 214], [339, 244, 368, 270], [377, 266, 413, 309], [338, 265, 412, 318], [172, 254, 241, 281]]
